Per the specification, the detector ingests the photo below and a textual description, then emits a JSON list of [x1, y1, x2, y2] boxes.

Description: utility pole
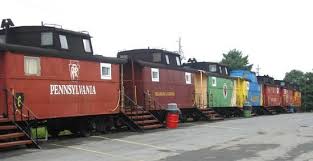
[[256, 65, 261, 76], [177, 37, 185, 60]]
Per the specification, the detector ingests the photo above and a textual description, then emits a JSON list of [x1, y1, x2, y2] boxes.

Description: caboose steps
[[0, 132, 25, 140], [121, 107, 164, 132], [0, 116, 39, 150], [0, 140, 33, 149], [197, 108, 224, 121]]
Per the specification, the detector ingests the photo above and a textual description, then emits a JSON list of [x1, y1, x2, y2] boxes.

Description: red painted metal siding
[[2, 52, 120, 120], [281, 88, 293, 107], [141, 67, 194, 109], [0, 54, 6, 116], [262, 84, 282, 107]]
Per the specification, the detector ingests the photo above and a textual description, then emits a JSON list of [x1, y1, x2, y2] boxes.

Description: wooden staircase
[[122, 107, 163, 131], [197, 108, 224, 121], [0, 116, 34, 150]]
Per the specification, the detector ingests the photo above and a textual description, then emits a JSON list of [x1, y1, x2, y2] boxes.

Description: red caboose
[[275, 80, 298, 112], [0, 20, 126, 148], [118, 49, 197, 121], [257, 76, 282, 114]]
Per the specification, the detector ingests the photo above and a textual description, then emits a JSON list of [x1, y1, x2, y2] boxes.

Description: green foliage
[[284, 70, 313, 111], [221, 49, 253, 70], [284, 70, 304, 85]]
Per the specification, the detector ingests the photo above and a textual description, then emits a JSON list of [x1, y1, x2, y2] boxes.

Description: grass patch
[[31, 127, 48, 140]]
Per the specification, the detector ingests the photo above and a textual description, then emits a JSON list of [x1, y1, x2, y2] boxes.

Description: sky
[[1, 0, 312, 79]]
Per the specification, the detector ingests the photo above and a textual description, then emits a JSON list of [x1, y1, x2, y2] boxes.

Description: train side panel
[[234, 78, 248, 108], [3, 52, 121, 120], [207, 76, 234, 107], [262, 85, 281, 107], [194, 72, 208, 109]]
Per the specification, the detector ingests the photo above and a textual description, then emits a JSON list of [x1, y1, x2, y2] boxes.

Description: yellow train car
[[194, 71, 208, 109], [233, 77, 248, 108]]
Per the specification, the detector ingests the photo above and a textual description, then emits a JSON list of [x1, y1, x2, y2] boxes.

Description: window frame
[[209, 64, 217, 72], [0, 35, 6, 43], [100, 63, 112, 80], [176, 56, 181, 66], [41, 32, 53, 46], [83, 39, 92, 53], [165, 54, 170, 64], [152, 53, 162, 63], [212, 77, 217, 87], [151, 68, 160, 82], [24, 56, 41, 76], [185, 72, 192, 84], [59, 34, 69, 49]]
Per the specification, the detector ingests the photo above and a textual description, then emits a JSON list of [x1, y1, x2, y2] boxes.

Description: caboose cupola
[[184, 61, 230, 76], [0, 19, 93, 55], [117, 49, 182, 67]]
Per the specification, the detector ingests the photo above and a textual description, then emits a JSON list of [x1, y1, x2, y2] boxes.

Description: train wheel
[[79, 127, 91, 137], [47, 128, 60, 138]]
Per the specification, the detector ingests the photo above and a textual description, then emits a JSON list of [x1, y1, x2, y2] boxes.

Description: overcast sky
[[2, 0, 312, 79]]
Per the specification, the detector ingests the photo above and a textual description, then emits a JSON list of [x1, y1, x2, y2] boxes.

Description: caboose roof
[[0, 24, 94, 55], [183, 61, 230, 77], [0, 43, 126, 64], [0, 26, 91, 38], [117, 48, 184, 68]]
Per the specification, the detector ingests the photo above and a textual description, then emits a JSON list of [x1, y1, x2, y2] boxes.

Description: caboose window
[[24, 56, 41, 76], [83, 39, 91, 52], [41, 32, 53, 46], [151, 68, 159, 82], [153, 53, 162, 62], [59, 35, 68, 49], [209, 65, 217, 72], [100, 63, 111, 80], [165, 55, 170, 64], [0, 35, 5, 43], [225, 67, 228, 75], [176, 57, 181, 66], [185, 72, 192, 84], [212, 77, 217, 86]]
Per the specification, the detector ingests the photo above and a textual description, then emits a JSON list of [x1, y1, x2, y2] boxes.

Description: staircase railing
[[143, 91, 166, 111], [5, 89, 40, 148], [123, 93, 162, 129]]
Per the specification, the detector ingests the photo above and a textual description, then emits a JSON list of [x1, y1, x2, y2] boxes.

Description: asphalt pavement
[[2, 113, 313, 161]]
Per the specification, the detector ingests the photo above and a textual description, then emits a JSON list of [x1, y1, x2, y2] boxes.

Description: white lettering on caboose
[[50, 84, 96, 95]]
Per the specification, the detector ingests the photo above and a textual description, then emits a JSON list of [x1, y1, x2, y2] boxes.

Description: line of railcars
[[0, 20, 301, 148]]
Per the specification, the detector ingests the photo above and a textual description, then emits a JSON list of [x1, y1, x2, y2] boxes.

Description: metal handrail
[[5, 89, 40, 147], [143, 91, 166, 111]]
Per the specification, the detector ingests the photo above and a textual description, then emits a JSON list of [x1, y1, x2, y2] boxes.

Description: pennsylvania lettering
[[50, 84, 96, 95]]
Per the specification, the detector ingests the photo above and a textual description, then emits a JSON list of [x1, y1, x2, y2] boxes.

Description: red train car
[[118, 49, 197, 121], [275, 80, 293, 108], [275, 80, 301, 112], [257, 76, 282, 114], [0, 21, 126, 141]]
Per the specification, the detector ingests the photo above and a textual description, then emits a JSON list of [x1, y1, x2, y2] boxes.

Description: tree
[[284, 70, 304, 85], [284, 70, 313, 111], [220, 49, 253, 70]]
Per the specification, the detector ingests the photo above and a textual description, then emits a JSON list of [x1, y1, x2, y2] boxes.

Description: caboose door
[[0, 87, 8, 117]]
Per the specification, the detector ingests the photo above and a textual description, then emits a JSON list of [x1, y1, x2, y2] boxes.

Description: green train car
[[184, 62, 242, 117]]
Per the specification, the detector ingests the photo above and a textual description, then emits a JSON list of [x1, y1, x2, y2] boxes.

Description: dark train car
[[0, 20, 126, 148], [257, 76, 282, 114], [118, 49, 198, 121]]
